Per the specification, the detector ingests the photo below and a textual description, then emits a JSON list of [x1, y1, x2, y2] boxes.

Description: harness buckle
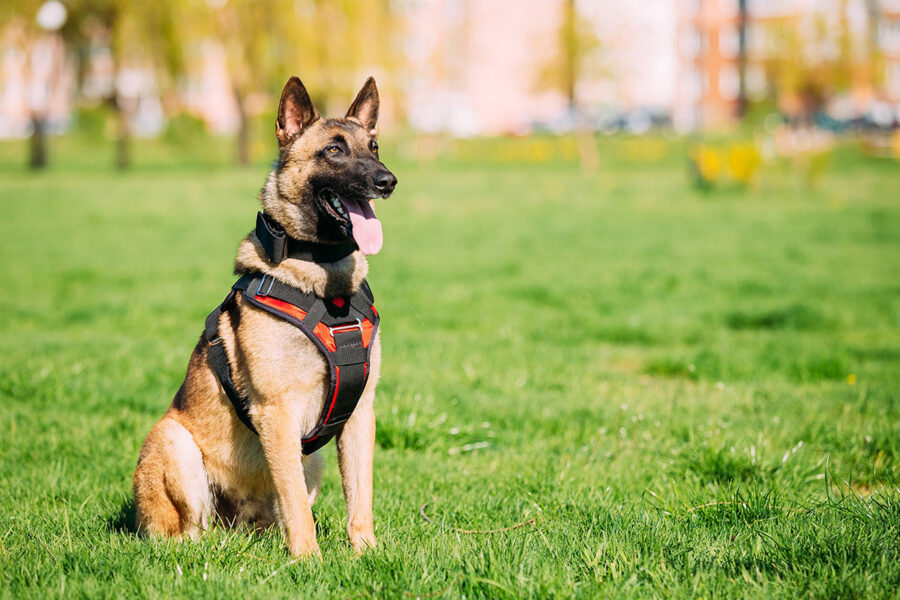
[[256, 274, 275, 297], [328, 319, 362, 336]]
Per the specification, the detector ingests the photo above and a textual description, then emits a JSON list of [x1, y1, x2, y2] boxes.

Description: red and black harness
[[204, 213, 379, 454]]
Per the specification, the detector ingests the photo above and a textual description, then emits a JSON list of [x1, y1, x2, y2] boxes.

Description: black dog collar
[[256, 212, 357, 264]]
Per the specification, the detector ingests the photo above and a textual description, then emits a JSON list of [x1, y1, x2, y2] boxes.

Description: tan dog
[[132, 76, 397, 557]]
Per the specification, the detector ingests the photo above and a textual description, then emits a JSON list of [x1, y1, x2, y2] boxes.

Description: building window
[[720, 0, 740, 17], [719, 65, 740, 100], [746, 64, 767, 100], [719, 27, 741, 58], [879, 20, 900, 53], [680, 29, 702, 58], [887, 61, 900, 97], [683, 69, 703, 102]]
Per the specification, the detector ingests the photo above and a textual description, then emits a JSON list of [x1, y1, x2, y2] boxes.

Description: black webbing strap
[[204, 276, 257, 434], [205, 272, 379, 454], [325, 327, 369, 426], [256, 212, 357, 264]]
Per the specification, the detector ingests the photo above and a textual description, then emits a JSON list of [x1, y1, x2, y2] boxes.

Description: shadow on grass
[[107, 498, 137, 534], [681, 445, 770, 485], [102, 496, 335, 541]]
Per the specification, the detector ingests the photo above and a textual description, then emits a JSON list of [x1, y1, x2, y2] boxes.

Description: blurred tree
[[203, 0, 285, 165], [4, 0, 402, 168], [201, 0, 400, 165], [53, 0, 183, 169], [536, 0, 601, 172], [2, 0, 184, 169], [756, 1, 879, 121], [537, 0, 600, 110], [1, 0, 68, 169], [98, 1, 178, 169], [301, 0, 401, 112]]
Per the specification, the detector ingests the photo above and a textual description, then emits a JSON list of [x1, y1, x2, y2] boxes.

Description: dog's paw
[[289, 538, 322, 559], [348, 522, 376, 553]]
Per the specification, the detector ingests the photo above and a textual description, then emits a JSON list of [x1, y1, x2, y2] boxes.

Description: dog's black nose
[[374, 170, 397, 194]]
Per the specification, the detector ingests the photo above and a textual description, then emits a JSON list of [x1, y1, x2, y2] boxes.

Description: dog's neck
[[234, 234, 368, 298]]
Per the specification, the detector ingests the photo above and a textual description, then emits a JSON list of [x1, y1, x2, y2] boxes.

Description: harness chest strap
[[204, 273, 380, 455]]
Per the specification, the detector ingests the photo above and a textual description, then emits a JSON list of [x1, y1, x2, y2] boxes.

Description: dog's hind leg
[[303, 451, 324, 507], [133, 417, 213, 539]]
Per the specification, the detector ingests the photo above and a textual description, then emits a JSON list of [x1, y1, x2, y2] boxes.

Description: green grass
[[1, 135, 899, 598]]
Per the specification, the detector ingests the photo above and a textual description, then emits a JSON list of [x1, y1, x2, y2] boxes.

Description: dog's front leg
[[336, 391, 376, 552], [256, 402, 320, 558]]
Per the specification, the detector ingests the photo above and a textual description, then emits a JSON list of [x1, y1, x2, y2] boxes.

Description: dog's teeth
[[325, 193, 349, 219]]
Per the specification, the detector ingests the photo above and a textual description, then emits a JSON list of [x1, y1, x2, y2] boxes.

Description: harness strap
[[232, 273, 378, 323], [205, 273, 379, 454], [203, 283, 257, 434]]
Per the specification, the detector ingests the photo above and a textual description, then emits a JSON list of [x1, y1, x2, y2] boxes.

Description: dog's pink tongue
[[344, 199, 383, 255]]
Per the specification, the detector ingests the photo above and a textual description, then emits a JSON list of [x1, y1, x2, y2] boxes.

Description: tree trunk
[[235, 88, 249, 166], [114, 94, 130, 170], [737, 0, 748, 118], [576, 126, 599, 174], [29, 116, 47, 170], [561, 0, 596, 173], [564, 0, 577, 109]]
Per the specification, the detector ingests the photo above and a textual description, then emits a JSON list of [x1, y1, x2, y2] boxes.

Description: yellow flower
[[726, 143, 761, 184], [846, 373, 857, 385], [690, 144, 723, 187]]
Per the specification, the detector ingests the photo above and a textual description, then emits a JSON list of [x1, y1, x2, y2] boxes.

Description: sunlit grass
[[0, 136, 898, 598]]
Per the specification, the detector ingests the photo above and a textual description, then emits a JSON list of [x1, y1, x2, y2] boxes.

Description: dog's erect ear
[[276, 76, 318, 146], [346, 76, 379, 134]]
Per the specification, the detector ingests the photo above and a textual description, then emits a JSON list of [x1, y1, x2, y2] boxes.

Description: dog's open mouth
[[318, 189, 383, 256]]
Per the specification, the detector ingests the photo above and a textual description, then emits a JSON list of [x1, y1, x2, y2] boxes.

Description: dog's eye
[[369, 140, 378, 154], [326, 145, 342, 155]]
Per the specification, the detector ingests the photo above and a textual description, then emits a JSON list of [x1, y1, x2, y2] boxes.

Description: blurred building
[[580, 0, 680, 123], [2, 0, 899, 138], [402, 0, 568, 135], [675, 0, 744, 130], [880, 0, 900, 104], [180, 40, 242, 135], [744, 0, 886, 117], [0, 23, 74, 139], [402, 0, 898, 134]]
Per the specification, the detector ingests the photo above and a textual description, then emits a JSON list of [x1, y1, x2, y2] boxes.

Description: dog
[[132, 76, 397, 557]]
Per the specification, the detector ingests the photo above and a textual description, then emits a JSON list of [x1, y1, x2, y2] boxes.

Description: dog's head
[[262, 76, 397, 256]]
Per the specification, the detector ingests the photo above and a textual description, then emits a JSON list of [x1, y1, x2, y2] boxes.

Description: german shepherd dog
[[132, 76, 396, 557]]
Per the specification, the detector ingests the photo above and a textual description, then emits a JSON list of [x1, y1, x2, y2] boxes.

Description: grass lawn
[[0, 136, 898, 598]]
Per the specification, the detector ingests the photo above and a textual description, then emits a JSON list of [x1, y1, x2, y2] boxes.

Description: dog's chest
[[235, 307, 330, 433]]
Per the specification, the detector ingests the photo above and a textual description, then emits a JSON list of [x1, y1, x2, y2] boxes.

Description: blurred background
[[2, 0, 900, 172]]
